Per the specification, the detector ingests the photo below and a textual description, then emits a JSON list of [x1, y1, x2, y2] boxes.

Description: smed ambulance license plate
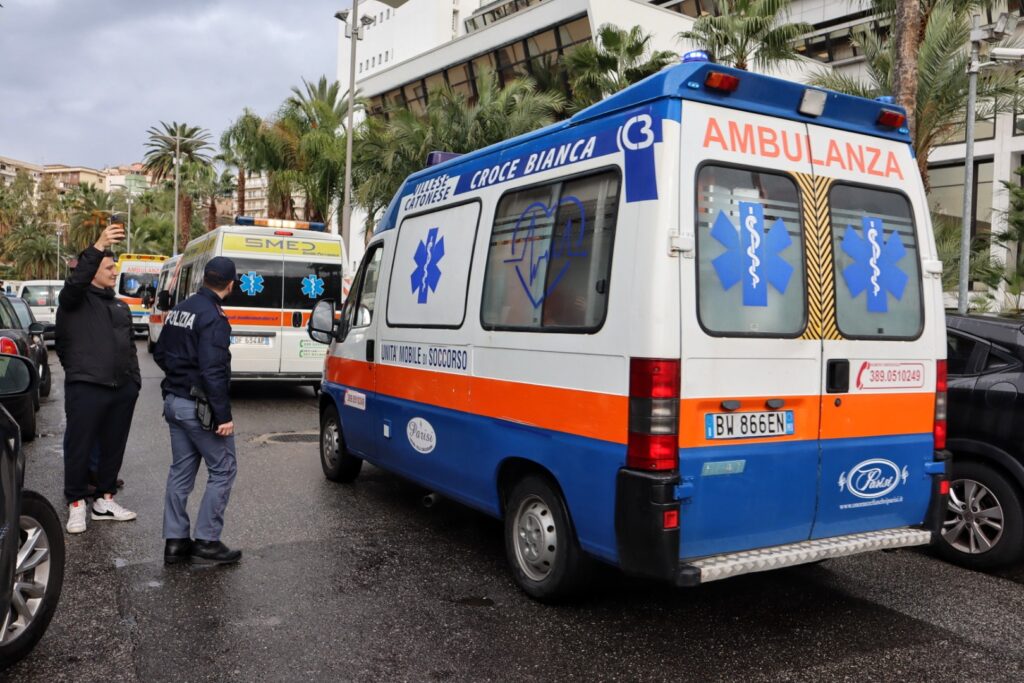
[[230, 335, 271, 347], [705, 410, 795, 440]]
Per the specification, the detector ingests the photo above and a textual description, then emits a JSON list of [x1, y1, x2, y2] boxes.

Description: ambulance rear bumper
[[674, 527, 933, 585]]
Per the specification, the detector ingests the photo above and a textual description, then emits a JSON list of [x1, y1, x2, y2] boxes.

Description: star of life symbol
[[411, 227, 445, 304], [240, 271, 264, 297], [301, 274, 325, 299], [710, 201, 794, 306], [841, 216, 907, 313]]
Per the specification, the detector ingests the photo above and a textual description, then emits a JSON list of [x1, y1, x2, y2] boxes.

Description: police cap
[[205, 256, 237, 282]]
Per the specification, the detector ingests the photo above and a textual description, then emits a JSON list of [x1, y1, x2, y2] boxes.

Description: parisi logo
[[838, 458, 909, 500]]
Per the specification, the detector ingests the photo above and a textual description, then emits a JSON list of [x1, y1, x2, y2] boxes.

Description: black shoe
[[190, 540, 242, 565], [116, 478, 125, 489], [164, 538, 193, 565]]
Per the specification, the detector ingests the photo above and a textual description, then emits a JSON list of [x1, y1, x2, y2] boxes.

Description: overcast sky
[[0, 0, 348, 169]]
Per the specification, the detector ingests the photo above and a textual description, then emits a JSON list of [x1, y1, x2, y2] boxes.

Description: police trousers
[[162, 394, 237, 542]]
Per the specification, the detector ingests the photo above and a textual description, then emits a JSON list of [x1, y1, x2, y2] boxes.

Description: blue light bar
[[874, 95, 894, 104], [235, 216, 255, 226], [427, 151, 463, 166], [681, 50, 711, 63]]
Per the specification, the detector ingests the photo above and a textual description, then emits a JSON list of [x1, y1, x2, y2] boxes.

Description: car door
[[679, 102, 821, 558], [280, 252, 343, 377], [330, 240, 386, 458]]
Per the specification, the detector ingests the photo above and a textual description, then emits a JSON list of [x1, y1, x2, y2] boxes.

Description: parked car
[[0, 353, 63, 669], [14, 281, 62, 341], [0, 298, 41, 441], [5, 297, 51, 399], [939, 314, 1024, 569]]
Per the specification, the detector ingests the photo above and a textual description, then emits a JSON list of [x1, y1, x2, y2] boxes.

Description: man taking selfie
[[155, 256, 241, 565], [58, 221, 141, 534]]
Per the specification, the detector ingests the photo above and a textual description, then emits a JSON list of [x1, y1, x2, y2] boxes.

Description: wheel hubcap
[[513, 495, 557, 582], [942, 478, 1005, 554], [321, 418, 339, 470], [1, 514, 52, 644]]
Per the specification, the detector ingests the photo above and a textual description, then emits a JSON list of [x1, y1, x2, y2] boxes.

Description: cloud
[[0, 0, 343, 168]]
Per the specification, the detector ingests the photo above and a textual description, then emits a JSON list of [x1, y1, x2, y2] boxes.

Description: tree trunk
[[207, 197, 217, 232], [237, 168, 246, 216], [892, 0, 921, 140], [180, 195, 193, 247]]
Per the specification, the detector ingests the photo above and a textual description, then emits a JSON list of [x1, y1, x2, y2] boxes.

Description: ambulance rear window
[[695, 165, 807, 337], [829, 184, 922, 339], [221, 258, 284, 310]]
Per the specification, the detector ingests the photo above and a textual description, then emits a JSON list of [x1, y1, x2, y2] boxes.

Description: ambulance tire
[[937, 460, 1024, 570], [147, 337, 156, 354], [319, 404, 362, 483], [504, 475, 590, 602]]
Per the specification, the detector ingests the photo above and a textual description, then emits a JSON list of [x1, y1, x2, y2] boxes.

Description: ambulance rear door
[[805, 122, 939, 538], [279, 235, 344, 377], [679, 101, 821, 559], [220, 231, 286, 376]]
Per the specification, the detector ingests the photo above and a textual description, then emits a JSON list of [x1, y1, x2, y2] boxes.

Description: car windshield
[[7, 298, 31, 328]]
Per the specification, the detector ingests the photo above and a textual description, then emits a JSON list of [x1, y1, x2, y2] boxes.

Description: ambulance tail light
[[274, 230, 293, 236], [627, 358, 680, 471], [877, 108, 906, 129], [0, 337, 18, 355], [934, 359, 948, 450], [704, 71, 740, 92]]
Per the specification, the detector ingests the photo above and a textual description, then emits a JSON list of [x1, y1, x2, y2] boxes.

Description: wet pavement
[[10, 343, 1024, 681]]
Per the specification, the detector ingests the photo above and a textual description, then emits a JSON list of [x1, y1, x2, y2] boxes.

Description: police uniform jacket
[[55, 246, 140, 389], [154, 287, 233, 425]]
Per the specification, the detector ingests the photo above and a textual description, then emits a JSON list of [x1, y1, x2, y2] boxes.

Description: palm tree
[[806, 4, 1024, 191], [66, 183, 117, 252], [563, 24, 677, 109], [219, 109, 264, 216], [187, 164, 236, 232], [352, 69, 563, 238], [143, 121, 213, 247], [677, 0, 812, 72], [7, 221, 58, 279]]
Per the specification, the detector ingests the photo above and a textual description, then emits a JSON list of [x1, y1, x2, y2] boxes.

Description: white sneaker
[[91, 496, 137, 522], [67, 500, 87, 534]]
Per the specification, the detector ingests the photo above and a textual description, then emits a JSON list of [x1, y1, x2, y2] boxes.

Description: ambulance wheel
[[319, 405, 362, 483], [504, 475, 590, 602], [937, 460, 1024, 570], [147, 338, 155, 354]]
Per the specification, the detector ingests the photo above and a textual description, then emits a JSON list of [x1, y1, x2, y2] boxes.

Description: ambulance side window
[[829, 184, 922, 339], [695, 165, 807, 336], [481, 169, 620, 331], [344, 246, 383, 330]]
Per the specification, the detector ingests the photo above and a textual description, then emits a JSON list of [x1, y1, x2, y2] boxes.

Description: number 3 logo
[[619, 114, 655, 151]]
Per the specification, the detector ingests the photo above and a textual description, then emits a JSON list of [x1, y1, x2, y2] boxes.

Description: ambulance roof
[[375, 60, 911, 235]]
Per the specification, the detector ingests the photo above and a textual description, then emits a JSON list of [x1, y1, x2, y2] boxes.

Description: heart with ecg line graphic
[[504, 196, 588, 309]]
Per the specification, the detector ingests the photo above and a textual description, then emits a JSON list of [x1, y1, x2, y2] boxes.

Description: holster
[[189, 386, 215, 432]]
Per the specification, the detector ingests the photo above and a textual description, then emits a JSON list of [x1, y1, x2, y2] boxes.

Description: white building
[[0, 155, 44, 194], [338, 0, 1024, 309]]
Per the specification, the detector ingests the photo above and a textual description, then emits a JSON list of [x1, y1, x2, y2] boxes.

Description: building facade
[[0, 155, 44, 193]]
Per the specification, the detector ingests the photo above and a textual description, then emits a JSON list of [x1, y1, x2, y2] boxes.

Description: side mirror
[[307, 299, 337, 345], [156, 290, 172, 312], [43, 324, 56, 337], [356, 305, 372, 328], [27, 322, 45, 335], [0, 354, 37, 398]]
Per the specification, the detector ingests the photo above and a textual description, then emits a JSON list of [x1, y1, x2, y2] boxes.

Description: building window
[[928, 159, 994, 239], [938, 117, 995, 145]]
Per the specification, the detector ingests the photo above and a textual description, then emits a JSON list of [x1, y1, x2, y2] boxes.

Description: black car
[[939, 314, 1024, 569], [5, 296, 51, 400], [0, 353, 63, 670], [0, 297, 41, 442]]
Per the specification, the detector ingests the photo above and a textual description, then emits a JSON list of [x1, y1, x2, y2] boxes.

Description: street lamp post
[[173, 135, 181, 256], [335, 1, 406, 263], [55, 228, 64, 279], [959, 13, 1018, 314]]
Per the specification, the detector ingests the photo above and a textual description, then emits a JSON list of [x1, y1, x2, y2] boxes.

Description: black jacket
[[55, 246, 141, 388], [154, 287, 233, 425]]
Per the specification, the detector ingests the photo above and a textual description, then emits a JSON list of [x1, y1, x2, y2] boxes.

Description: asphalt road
[[9, 342, 1024, 682]]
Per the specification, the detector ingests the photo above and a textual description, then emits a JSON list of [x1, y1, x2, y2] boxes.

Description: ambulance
[[173, 217, 345, 383], [308, 53, 949, 600], [115, 253, 168, 336], [146, 255, 180, 353]]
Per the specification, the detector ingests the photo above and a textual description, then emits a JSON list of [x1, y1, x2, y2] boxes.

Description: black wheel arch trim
[[946, 438, 1024, 491]]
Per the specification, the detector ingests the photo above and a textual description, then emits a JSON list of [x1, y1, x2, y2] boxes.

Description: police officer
[[154, 256, 241, 565]]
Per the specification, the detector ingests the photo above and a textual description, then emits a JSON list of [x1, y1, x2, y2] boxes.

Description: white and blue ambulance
[[308, 53, 949, 600]]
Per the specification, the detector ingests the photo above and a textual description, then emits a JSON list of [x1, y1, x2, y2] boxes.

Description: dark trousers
[[64, 381, 139, 503]]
